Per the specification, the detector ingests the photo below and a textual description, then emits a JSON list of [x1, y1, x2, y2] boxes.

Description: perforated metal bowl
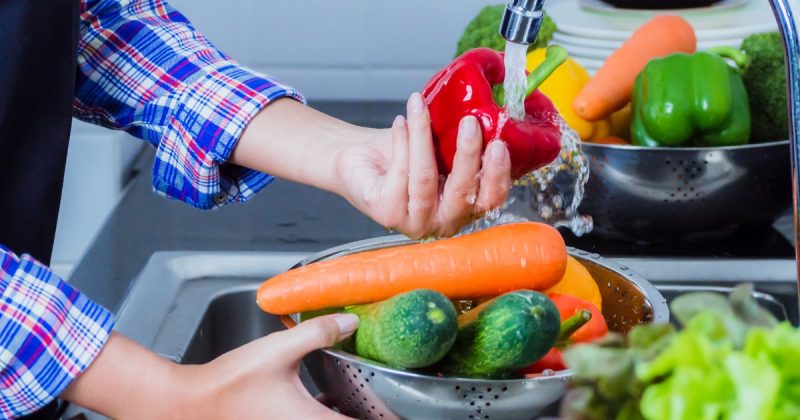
[[281, 235, 669, 420], [579, 141, 791, 243]]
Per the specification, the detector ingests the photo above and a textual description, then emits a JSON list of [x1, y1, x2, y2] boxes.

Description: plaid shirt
[[1, 0, 303, 417]]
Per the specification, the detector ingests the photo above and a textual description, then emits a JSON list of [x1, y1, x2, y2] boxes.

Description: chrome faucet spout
[[499, 0, 548, 45], [768, 0, 800, 314]]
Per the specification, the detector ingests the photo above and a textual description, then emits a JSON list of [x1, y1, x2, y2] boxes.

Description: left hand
[[333, 92, 512, 238]]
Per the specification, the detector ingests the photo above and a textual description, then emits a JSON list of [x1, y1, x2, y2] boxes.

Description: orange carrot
[[256, 222, 567, 315], [572, 15, 696, 122]]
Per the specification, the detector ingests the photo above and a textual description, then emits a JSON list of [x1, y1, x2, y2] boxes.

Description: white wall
[[167, 0, 498, 101]]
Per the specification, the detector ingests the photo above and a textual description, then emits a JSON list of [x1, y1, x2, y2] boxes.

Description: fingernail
[[409, 92, 425, 114], [392, 115, 406, 129], [333, 313, 359, 337], [460, 116, 477, 138], [489, 141, 507, 162]]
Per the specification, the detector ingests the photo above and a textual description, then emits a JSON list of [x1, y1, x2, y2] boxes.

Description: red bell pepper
[[421, 46, 568, 180], [549, 293, 608, 343], [520, 294, 609, 375]]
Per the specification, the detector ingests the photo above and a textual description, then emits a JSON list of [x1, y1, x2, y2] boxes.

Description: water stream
[[503, 42, 528, 121]]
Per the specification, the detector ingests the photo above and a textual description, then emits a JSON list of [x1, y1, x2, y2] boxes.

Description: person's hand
[[333, 92, 512, 238], [63, 314, 359, 420], [182, 313, 358, 419], [231, 92, 512, 238]]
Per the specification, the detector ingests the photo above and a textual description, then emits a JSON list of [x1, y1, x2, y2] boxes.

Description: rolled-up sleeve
[[0, 246, 114, 418], [74, 0, 305, 209]]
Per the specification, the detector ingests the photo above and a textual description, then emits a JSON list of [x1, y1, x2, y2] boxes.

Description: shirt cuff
[[0, 250, 114, 417], [152, 63, 305, 209]]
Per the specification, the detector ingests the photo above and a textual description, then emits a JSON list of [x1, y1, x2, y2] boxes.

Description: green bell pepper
[[631, 47, 751, 147]]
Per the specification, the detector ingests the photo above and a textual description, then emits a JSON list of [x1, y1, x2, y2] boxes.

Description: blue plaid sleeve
[[74, 0, 305, 209], [0, 246, 114, 418]]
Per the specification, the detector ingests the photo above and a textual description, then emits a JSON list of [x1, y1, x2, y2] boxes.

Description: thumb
[[273, 313, 359, 363]]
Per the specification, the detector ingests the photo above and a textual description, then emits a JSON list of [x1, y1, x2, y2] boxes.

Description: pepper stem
[[704, 46, 751, 71], [525, 45, 569, 97], [557, 309, 592, 345]]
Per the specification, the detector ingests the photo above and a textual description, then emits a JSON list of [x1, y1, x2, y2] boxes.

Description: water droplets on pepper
[[459, 42, 593, 237]]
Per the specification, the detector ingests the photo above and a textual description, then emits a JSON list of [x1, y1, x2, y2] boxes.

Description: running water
[[503, 42, 528, 121]]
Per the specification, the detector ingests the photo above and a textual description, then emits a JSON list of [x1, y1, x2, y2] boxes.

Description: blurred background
[[52, 0, 493, 278], [52, 0, 791, 278]]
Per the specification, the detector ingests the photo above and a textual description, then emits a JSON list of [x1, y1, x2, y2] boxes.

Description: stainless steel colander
[[577, 141, 792, 243], [282, 235, 668, 420]]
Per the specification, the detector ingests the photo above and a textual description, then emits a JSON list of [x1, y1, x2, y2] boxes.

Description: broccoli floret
[[741, 32, 788, 142], [455, 4, 556, 58]]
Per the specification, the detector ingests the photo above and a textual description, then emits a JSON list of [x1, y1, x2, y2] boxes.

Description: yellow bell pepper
[[544, 256, 603, 311], [526, 49, 630, 142]]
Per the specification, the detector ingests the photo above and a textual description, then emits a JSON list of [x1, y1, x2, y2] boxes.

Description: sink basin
[[65, 252, 799, 419]]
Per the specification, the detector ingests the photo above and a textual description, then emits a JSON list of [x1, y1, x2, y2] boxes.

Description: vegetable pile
[[259, 222, 611, 379], [455, 5, 789, 146], [561, 284, 800, 420]]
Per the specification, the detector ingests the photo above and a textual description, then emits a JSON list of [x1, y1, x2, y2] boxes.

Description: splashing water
[[503, 42, 528, 121], [458, 41, 591, 237], [515, 119, 593, 236], [464, 118, 593, 236]]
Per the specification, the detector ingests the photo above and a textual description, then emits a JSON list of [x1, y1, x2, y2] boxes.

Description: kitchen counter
[[69, 101, 407, 313]]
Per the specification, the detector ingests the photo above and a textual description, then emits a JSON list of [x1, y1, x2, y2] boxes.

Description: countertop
[[69, 101, 407, 313]]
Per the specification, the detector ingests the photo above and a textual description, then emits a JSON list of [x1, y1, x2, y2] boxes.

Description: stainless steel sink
[[64, 252, 799, 419]]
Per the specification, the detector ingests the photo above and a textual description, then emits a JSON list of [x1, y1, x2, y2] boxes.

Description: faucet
[[770, 0, 800, 310], [499, 0, 548, 45]]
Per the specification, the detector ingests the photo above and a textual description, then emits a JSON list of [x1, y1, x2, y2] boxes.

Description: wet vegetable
[[437, 290, 561, 378], [344, 289, 458, 368]]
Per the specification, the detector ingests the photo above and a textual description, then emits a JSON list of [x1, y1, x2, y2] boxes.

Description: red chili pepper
[[520, 294, 609, 375], [421, 46, 568, 180]]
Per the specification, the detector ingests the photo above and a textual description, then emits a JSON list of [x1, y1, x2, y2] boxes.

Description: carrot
[[256, 222, 567, 315], [572, 15, 696, 122]]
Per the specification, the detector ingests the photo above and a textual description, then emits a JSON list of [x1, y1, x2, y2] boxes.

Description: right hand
[[63, 314, 359, 420], [181, 313, 359, 419]]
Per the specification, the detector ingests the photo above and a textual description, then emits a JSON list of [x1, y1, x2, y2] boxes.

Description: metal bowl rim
[[581, 139, 788, 152], [291, 234, 669, 384]]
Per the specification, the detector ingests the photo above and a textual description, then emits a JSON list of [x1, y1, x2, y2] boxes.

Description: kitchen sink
[[65, 251, 800, 419]]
